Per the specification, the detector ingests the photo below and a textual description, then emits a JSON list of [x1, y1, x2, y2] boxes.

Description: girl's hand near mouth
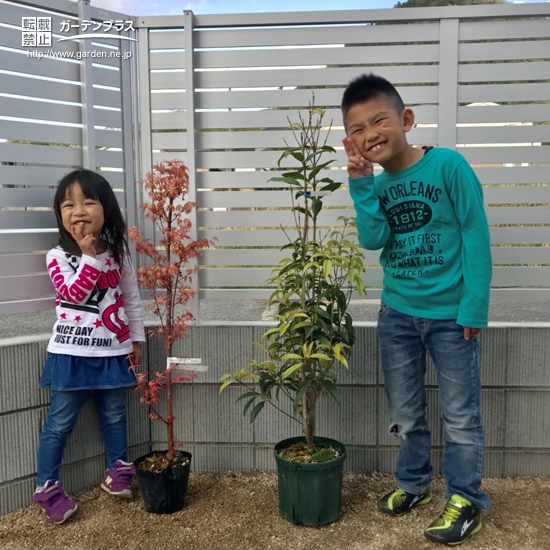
[[71, 222, 97, 257]]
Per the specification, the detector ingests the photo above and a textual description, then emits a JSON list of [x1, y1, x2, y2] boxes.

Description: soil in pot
[[274, 436, 346, 527], [277, 441, 343, 463], [134, 450, 192, 514]]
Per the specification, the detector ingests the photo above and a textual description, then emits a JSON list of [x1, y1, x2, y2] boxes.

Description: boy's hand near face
[[343, 137, 374, 178]]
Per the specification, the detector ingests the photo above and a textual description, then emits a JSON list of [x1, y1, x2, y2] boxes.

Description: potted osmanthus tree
[[128, 159, 214, 514], [220, 103, 365, 526]]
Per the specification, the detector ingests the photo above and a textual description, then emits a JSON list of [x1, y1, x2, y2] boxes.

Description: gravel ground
[[1, 471, 549, 550]]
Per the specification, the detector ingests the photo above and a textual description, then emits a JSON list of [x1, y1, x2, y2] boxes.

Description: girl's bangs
[[73, 174, 101, 200]]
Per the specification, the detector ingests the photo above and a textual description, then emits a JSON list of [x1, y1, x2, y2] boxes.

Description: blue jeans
[[37, 388, 128, 486], [377, 304, 489, 512]]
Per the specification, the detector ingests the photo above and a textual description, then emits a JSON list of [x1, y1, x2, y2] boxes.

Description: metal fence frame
[[0, 0, 138, 314], [1, 1, 550, 317]]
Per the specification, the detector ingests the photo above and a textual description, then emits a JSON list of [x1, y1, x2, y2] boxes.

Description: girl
[[33, 170, 145, 524]]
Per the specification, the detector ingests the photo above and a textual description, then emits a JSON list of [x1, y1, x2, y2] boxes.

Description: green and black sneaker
[[424, 494, 482, 546], [378, 488, 432, 516]]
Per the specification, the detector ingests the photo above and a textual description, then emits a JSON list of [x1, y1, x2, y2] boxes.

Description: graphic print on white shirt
[[46, 247, 145, 357]]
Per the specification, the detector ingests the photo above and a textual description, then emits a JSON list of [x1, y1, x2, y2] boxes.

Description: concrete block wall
[[1, 324, 549, 515], [0, 338, 151, 516], [151, 324, 550, 478]]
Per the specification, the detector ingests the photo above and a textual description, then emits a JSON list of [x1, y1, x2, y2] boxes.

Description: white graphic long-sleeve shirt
[[46, 247, 145, 357]]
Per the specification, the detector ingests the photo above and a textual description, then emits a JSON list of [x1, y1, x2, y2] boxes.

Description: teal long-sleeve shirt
[[348, 148, 492, 328]]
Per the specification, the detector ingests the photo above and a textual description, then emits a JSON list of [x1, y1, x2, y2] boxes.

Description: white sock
[[35, 480, 55, 493]]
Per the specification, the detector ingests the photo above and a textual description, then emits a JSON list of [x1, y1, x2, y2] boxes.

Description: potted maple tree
[[220, 102, 365, 526], [128, 159, 213, 514]]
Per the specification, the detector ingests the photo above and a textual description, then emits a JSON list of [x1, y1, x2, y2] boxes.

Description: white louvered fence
[[1, 1, 549, 316]]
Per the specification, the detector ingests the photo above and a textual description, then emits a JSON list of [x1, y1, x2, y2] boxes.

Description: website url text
[[27, 50, 132, 60]]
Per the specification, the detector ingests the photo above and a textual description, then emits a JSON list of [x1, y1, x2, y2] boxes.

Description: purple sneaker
[[101, 459, 135, 498], [33, 481, 77, 524]]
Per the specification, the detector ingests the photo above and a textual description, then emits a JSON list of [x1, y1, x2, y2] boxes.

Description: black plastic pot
[[274, 436, 346, 526], [134, 450, 192, 514]]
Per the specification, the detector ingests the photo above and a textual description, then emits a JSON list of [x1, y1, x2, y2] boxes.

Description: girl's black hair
[[341, 73, 405, 120], [53, 169, 129, 267]]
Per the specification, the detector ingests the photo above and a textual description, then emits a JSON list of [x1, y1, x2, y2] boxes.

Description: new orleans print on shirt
[[378, 180, 445, 279]]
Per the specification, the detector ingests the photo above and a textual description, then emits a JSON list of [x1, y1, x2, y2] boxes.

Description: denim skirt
[[39, 352, 137, 391]]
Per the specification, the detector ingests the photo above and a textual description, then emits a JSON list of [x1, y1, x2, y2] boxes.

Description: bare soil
[[1, 471, 549, 550]]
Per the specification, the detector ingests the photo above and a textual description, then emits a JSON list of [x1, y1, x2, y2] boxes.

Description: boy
[[342, 73, 492, 546]]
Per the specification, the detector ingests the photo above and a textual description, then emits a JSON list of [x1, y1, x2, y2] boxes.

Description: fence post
[[183, 10, 200, 324], [120, 16, 138, 233], [438, 18, 459, 150], [78, 0, 96, 169]]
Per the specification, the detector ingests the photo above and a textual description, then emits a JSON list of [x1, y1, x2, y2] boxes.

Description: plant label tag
[[175, 364, 209, 372], [168, 357, 202, 364], [167, 357, 209, 372], [304, 191, 331, 198]]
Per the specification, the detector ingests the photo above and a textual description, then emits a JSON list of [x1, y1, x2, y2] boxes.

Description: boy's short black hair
[[341, 73, 405, 119]]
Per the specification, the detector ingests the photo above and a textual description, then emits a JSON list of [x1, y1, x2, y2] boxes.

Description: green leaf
[[288, 151, 305, 163], [286, 311, 309, 319], [323, 259, 332, 279], [309, 353, 331, 360], [309, 160, 335, 180], [281, 353, 302, 360], [243, 396, 257, 417], [268, 176, 301, 186], [305, 151, 335, 166], [219, 373, 231, 381], [281, 362, 303, 379], [236, 391, 259, 402], [249, 401, 265, 422], [293, 378, 312, 409], [309, 448, 335, 463], [302, 261, 320, 273], [252, 341, 268, 353], [282, 171, 305, 181], [319, 181, 341, 192], [219, 380, 233, 393], [314, 307, 332, 320], [293, 320, 313, 330], [315, 333, 332, 347], [336, 355, 348, 368], [280, 322, 290, 335], [238, 372, 261, 381], [313, 199, 323, 218], [320, 380, 341, 404], [302, 341, 314, 358]]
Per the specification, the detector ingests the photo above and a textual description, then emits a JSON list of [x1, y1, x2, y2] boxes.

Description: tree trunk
[[166, 204, 174, 463], [166, 367, 174, 462], [303, 389, 316, 455]]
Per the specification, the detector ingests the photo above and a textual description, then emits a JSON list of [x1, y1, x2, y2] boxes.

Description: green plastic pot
[[274, 436, 346, 526]]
